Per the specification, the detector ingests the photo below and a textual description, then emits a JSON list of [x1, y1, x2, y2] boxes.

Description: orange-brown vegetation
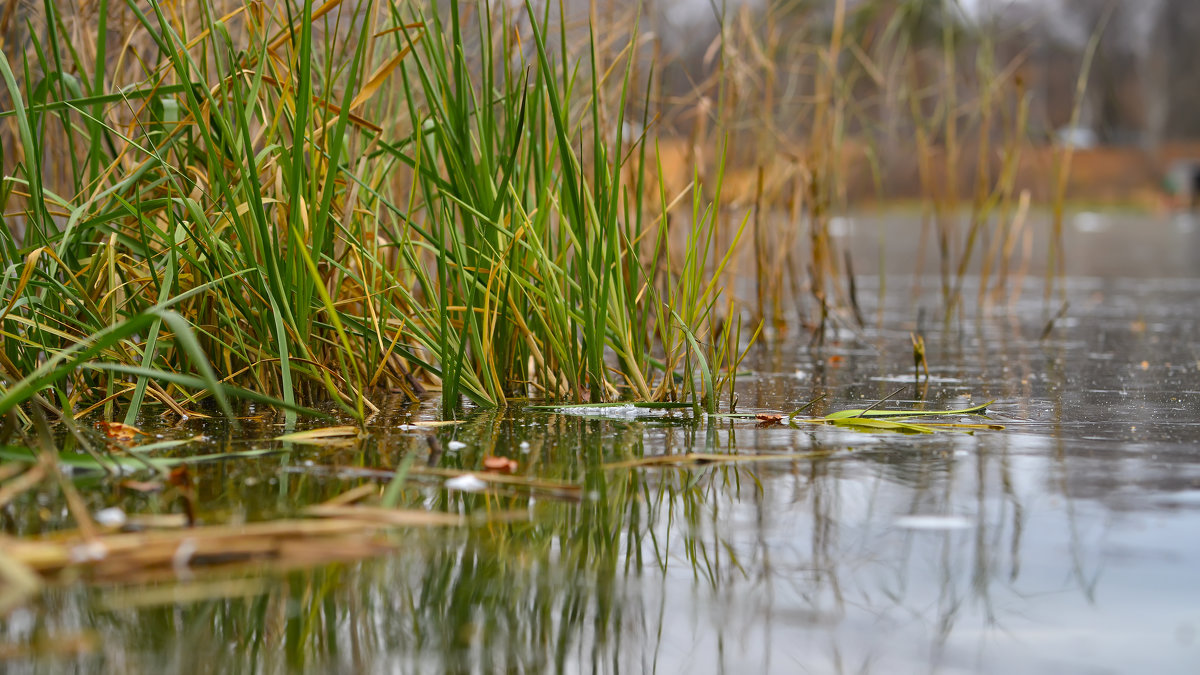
[[642, 136, 1200, 211]]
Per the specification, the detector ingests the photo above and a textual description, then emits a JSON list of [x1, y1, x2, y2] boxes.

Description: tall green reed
[[0, 0, 750, 423]]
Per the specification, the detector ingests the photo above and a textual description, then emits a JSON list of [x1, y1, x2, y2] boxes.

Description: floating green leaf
[[823, 418, 935, 434]]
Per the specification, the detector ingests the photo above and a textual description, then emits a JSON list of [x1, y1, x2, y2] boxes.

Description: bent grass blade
[[818, 417, 935, 434], [823, 400, 994, 420], [274, 426, 362, 443]]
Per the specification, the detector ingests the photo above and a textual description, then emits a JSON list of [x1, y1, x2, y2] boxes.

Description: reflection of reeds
[[2, 386, 1115, 672]]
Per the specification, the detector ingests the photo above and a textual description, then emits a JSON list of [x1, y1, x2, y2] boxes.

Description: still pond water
[[3, 213, 1200, 674]]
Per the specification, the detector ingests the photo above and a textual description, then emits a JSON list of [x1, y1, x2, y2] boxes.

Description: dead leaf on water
[[482, 456, 518, 474], [96, 421, 144, 441], [755, 413, 784, 426]]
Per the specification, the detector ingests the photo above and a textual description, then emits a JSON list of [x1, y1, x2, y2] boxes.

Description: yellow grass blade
[[265, 0, 347, 53], [350, 39, 421, 112], [0, 247, 44, 322], [274, 426, 361, 443]]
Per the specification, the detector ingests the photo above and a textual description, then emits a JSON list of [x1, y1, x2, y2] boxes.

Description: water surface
[[3, 213, 1199, 674]]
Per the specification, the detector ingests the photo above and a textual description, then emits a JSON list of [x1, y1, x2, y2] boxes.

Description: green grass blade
[[824, 400, 994, 420]]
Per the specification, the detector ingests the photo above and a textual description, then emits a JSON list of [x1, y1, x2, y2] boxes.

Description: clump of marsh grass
[[1, 0, 1092, 425], [0, 0, 751, 424]]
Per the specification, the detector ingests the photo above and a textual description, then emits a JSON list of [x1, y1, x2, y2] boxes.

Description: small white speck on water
[[445, 474, 487, 492], [71, 540, 109, 563], [448, 440, 467, 451], [95, 507, 126, 528], [895, 515, 974, 531]]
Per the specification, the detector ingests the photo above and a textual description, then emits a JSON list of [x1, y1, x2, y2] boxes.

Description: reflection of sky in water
[[614, 242, 1200, 673], [631, 452, 1200, 673]]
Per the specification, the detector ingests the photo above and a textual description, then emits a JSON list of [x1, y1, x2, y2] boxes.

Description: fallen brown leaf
[[482, 456, 518, 474], [96, 422, 143, 441], [755, 413, 783, 424], [120, 480, 164, 494]]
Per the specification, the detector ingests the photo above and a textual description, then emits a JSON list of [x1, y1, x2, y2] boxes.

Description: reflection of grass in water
[[323, 418, 770, 670], [0, 397, 1115, 671], [0, 411, 760, 669]]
